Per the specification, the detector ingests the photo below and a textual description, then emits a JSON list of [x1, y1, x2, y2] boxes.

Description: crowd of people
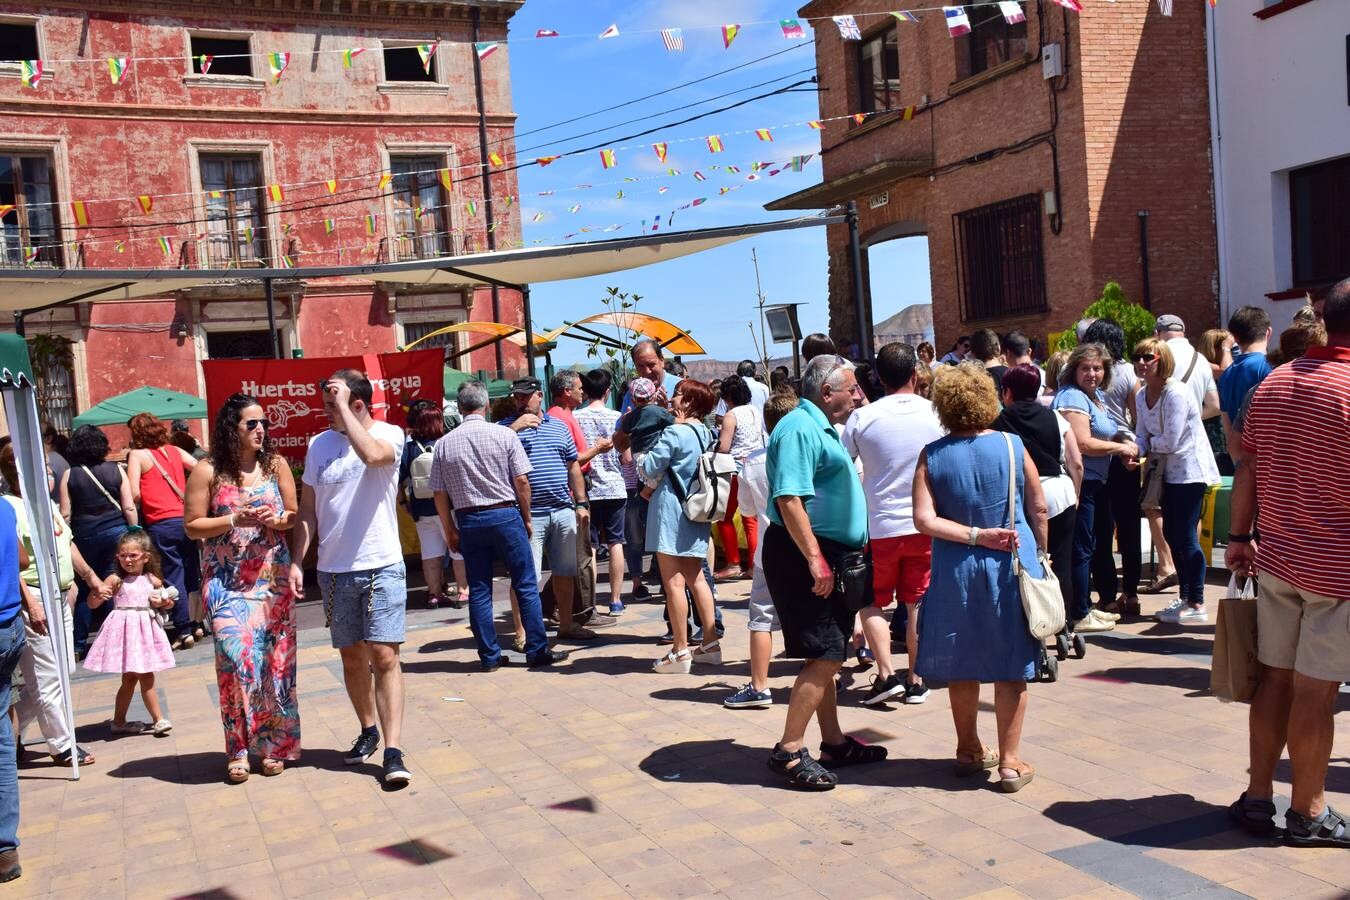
[[0, 283, 1347, 882]]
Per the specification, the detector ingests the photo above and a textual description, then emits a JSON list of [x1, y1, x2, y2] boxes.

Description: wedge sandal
[[953, 748, 998, 777]]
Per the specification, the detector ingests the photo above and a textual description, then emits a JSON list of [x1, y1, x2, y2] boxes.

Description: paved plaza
[[10, 573, 1350, 899]]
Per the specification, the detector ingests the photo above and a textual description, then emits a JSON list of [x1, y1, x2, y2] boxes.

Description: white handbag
[[1000, 433, 1066, 640]]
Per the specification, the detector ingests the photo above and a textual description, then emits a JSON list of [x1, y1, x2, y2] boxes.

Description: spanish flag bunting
[[325, 179, 338, 194], [0, 205, 13, 219], [267, 184, 285, 202], [157, 236, 174, 257], [900, 105, 916, 121], [377, 173, 393, 191], [853, 113, 866, 125], [416, 42, 437, 73], [197, 54, 213, 74], [137, 195, 154, 215], [438, 168, 453, 191], [208, 190, 223, 199], [107, 57, 128, 85], [755, 129, 773, 142], [536, 156, 559, 166], [70, 201, 90, 227], [342, 48, 366, 68], [267, 51, 289, 83], [807, 120, 823, 130], [323, 218, 336, 234], [652, 142, 668, 163], [721, 24, 740, 49], [693, 171, 707, 182], [599, 149, 617, 169], [488, 152, 504, 167], [20, 60, 42, 89], [706, 135, 724, 153]]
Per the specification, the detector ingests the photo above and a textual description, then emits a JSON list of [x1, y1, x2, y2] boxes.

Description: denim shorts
[[530, 508, 578, 578], [321, 561, 407, 649]]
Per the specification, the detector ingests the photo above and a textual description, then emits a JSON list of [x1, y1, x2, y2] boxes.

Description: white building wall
[[1211, 0, 1350, 333]]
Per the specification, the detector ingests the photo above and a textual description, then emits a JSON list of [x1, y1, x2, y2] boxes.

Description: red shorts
[[871, 534, 931, 608]]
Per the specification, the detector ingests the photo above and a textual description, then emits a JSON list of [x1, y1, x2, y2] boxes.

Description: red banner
[[202, 350, 444, 461]]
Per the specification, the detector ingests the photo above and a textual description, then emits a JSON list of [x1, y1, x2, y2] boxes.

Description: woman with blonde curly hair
[[913, 363, 1049, 792]]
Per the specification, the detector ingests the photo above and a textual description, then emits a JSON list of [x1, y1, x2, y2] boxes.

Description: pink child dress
[[84, 574, 176, 674]]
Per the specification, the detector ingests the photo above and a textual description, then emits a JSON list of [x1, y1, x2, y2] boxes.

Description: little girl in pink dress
[[84, 530, 176, 736]]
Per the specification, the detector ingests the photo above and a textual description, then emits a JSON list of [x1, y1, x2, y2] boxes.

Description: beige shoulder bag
[[1001, 433, 1065, 640]]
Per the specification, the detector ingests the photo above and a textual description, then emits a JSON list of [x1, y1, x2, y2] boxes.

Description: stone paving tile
[[10, 575, 1350, 897]]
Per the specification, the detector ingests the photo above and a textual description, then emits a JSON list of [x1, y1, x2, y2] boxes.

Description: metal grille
[[403, 320, 459, 357], [952, 194, 1047, 323], [33, 356, 75, 433]]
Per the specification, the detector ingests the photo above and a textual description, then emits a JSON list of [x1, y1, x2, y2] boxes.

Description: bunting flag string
[[999, 1, 1027, 24], [267, 51, 290, 83], [755, 129, 773, 142], [535, 29, 559, 38], [944, 6, 973, 37], [70, 201, 91, 227], [721, 24, 741, 49], [892, 11, 921, 23], [706, 136, 724, 153], [416, 42, 438, 73], [20, 60, 42, 89], [780, 19, 806, 39], [652, 143, 669, 163], [599, 149, 618, 169], [267, 184, 285, 202], [488, 152, 505, 167], [325, 180, 338, 195], [536, 156, 559, 166], [832, 16, 863, 40], [341, 47, 366, 68], [474, 42, 500, 61], [106, 57, 128, 85], [197, 54, 213, 74], [137, 195, 154, 215], [598, 24, 620, 40], [660, 29, 684, 52]]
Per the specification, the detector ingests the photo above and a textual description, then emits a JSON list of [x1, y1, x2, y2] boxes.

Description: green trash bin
[[1212, 475, 1234, 544]]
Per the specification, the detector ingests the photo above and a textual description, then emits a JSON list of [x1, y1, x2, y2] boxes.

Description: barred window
[[1289, 155, 1350, 287], [952, 194, 1047, 322], [0, 153, 64, 269], [200, 154, 268, 267]]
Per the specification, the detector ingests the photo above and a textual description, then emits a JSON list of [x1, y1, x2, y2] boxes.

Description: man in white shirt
[[290, 369, 411, 786], [842, 343, 945, 706], [1155, 315, 1220, 421]]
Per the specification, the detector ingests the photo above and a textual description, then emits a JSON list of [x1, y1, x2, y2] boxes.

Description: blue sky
[[504, 0, 930, 365]]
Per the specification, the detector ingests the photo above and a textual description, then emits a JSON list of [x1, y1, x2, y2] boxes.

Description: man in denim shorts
[[291, 369, 412, 786]]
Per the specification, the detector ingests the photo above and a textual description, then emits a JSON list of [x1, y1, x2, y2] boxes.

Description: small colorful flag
[[20, 60, 42, 89], [719, 187, 733, 196], [114, 240, 125, 253], [277, 254, 295, 269], [241, 225, 254, 244], [504, 195, 514, 207], [538, 190, 554, 196], [157, 236, 174, 257], [412, 205, 424, 220], [531, 212, 544, 222], [746, 174, 760, 182], [706, 135, 724, 153], [137, 195, 154, 215], [416, 43, 437, 73], [465, 200, 478, 217], [536, 156, 559, 166], [780, 18, 806, 39], [363, 213, 377, 235], [70, 201, 90, 227], [726, 165, 741, 174], [693, 171, 707, 182], [790, 155, 813, 171], [833, 16, 862, 40], [342, 48, 366, 68], [535, 29, 559, 38], [323, 218, 336, 234], [1050, 0, 1083, 10], [661, 28, 684, 52], [658, 186, 669, 194], [0, 205, 12, 219], [598, 24, 619, 40], [107, 57, 128, 85], [998, 1, 1027, 24], [623, 177, 638, 182], [267, 184, 284, 202], [267, 51, 289, 83], [23, 247, 38, 264], [891, 11, 921, 24], [568, 204, 581, 214], [599, 149, 617, 169], [325, 179, 338, 194], [944, 7, 972, 37], [900, 105, 916, 121], [853, 113, 867, 125], [755, 129, 773, 142], [488, 152, 504, 167], [197, 54, 213, 74], [208, 190, 223, 199], [439, 168, 453, 191], [690, 198, 706, 207], [474, 42, 500, 61], [652, 143, 669, 163], [666, 168, 681, 176], [377, 173, 393, 190], [807, 120, 823, 130], [721, 24, 740, 49], [615, 190, 624, 199], [281, 222, 293, 235]]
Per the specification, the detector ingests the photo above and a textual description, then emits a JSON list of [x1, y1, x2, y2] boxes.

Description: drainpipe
[[472, 7, 505, 377], [264, 277, 280, 358], [1137, 211, 1152, 311], [1205, 1, 1229, 325]]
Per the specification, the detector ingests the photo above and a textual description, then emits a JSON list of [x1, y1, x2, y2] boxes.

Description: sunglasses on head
[[1131, 353, 1157, 363], [244, 418, 267, 431]]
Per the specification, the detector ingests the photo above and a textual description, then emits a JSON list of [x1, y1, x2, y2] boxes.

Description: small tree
[[1055, 281, 1156, 353], [586, 286, 644, 378]]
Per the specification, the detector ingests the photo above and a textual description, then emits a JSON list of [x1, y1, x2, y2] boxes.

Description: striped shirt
[[1242, 345, 1350, 599], [498, 412, 578, 513], [428, 414, 531, 510]]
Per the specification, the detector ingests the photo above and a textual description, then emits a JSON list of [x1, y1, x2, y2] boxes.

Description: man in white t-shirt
[[842, 343, 945, 707], [715, 360, 770, 430], [1156, 315, 1220, 421], [290, 369, 411, 786]]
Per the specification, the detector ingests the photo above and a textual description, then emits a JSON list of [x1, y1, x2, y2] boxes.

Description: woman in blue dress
[[914, 364, 1050, 793], [640, 379, 721, 674]]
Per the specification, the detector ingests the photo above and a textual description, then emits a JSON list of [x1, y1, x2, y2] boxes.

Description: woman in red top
[[127, 413, 200, 649]]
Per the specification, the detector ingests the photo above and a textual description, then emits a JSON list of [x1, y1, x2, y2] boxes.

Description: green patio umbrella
[[71, 385, 206, 427]]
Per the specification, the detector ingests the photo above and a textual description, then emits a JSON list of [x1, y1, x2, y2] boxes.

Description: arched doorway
[[864, 222, 933, 351]]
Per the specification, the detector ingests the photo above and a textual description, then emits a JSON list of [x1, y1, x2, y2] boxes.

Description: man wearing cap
[[1155, 315, 1220, 421], [498, 377, 595, 641]]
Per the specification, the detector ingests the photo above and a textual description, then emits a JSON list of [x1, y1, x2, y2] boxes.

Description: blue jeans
[[458, 506, 548, 667], [623, 489, 648, 579], [0, 612, 27, 853], [147, 517, 200, 634], [73, 522, 126, 652], [1161, 481, 1208, 604], [1070, 478, 1107, 623]]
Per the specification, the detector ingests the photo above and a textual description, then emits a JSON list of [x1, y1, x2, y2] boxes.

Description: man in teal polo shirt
[[763, 354, 883, 791]]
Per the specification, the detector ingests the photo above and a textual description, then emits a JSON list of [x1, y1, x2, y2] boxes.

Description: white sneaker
[[1155, 599, 1186, 623], [1176, 604, 1209, 625], [1072, 611, 1116, 634], [653, 649, 692, 674], [151, 719, 173, 736], [691, 641, 723, 666]]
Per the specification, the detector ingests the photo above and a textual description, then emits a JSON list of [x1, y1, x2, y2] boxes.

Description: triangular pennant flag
[[652, 143, 669, 163], [998, 2, 1027, 24], [535, 29, 559, 38], [1050, 0, 1083, 10], [267, 51, 290, 83], [721, 24, 740, 49], [439, 168, 453, 191], [693, 171, 707, 182], [465, 200, 478, 216], [568, 204, 581, 213], [832, 16, 862, 40], [342, 48, 366, 68], [599, 149, 617, 169], [364, 213, 377, 235], [325, 179, 338, 194], [780, 18, 806, 39], [107, 57, 128, 85], [853, 113, 867, 125], [615, 190, 624, 199], [417, 43, 438, 73], [807, 120, 823, 130], [70, 201, 90, 227], [267, 184, 285, 202], [323, 218, 336, 234], [891, 11, 921, 24], [20, 60, 42, 89], [755, 129, 773, 142], [137, 195, 154, 215], [377, 173, 393, 190], [599, 24, 619, 40], [706, 135, 724, 153], [536, 156, 559, 166], [197, 54, 213, 74], [944, 7, 972, 37], [474, 42, 500, 61], [532, 212, 544, 222], [114, 240, 125, 253], [661, 29, 684, 52], [157, 236, 174, 257], [488, 152, 504, 167]]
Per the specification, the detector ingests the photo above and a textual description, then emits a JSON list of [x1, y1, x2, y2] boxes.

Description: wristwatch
[[967, 526, 980, 546], [1227, 532, 1253, 544], [574, 500, 590, 511]]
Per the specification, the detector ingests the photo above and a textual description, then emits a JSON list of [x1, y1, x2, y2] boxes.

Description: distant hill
[[684, 355, 794, 383], [873, 304, 934, 346]]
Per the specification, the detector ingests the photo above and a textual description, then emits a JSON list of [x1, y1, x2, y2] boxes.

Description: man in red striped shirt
[[1226, 277, 1350, 847]]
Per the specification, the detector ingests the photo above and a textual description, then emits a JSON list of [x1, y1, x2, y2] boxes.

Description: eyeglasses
[[244, 418, 267, 431], [1131, 353, 1157, 363]]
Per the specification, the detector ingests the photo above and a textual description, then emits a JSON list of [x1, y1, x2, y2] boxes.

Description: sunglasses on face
[[244, 418, 267, 431], [1131, 353, 1157, 363]]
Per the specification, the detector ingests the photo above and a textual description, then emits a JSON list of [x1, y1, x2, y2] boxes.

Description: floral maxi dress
[[203, 476, 300, 761]]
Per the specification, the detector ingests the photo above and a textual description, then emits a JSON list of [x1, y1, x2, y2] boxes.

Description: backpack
[[408, 440, 435, 500], [665, 425, 738, 523]]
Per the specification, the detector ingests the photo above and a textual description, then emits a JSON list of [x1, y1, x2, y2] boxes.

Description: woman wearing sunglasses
[[185, 394, 300, 782], [1130, 339, 1220, 626]]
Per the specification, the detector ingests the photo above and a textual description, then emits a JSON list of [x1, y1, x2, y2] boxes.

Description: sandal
[[998, 763, 1036, 793], [227, 760, 250, 784], [1285, 806, 1350, 848], [953, 747, 998, 777], [767, 744, 838, 791], [192, 621, 206, 640], [1227, 792, 1278, 838], [819, 735, 888, 770], [51, 745, 96, 767], [1141, 572, 1179, 594], [260, 758, 284, 777]]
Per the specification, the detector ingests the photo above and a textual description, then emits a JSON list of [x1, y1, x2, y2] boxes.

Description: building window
[[0, 21, 39, 61], [190, 34, 252, 77], [205, 329, 284, 360], [199, 154, 268, 267], [952, 194, 1047, 322], [390, 156, 450, 259], [956, 6, 1028, 80], [27, 335, 76, 433], [856, 24, 900, 116], [402, 320, 460, 358], [1290, 155, 1350, 287], [0, 153, 63, 268], [383, 44, 435, 82]]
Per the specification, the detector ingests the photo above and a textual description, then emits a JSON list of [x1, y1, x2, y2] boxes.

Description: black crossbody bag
[[817, 534, 872, 613]]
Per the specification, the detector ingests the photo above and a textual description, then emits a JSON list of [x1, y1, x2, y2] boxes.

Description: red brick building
[[768, 0, 1218, 354], [0, 0, 525, 439]]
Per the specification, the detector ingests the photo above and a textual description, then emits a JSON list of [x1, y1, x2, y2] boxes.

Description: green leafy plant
[[1054, 282, 1156, 353], [585, 286, 644, 373]]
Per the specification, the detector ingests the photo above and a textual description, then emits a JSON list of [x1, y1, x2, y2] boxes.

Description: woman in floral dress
[[185, 393, 299, 783]]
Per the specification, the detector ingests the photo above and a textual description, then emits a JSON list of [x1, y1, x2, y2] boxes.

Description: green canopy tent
[[71, 386, 206, 428], [0, 334, 79, 779], [443, 368, 513, 402]]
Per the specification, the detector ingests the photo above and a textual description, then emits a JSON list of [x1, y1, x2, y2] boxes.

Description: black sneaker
[[527, 648, 571, 668], [903, 682, 931, 705], [382, 749, 412, 785], [345, 728, 380, 765], [861, 673, 906, 706]]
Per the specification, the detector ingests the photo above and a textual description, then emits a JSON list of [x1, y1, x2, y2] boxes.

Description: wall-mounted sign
[[869, 191, 889, 210]]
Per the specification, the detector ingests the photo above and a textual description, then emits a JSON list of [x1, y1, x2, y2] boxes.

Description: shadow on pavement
[[1081, 666, 1213, 697], [1091, 632, 1215, 657], [108, 751, 232, 785], [1042, 793, 1258, 852]]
